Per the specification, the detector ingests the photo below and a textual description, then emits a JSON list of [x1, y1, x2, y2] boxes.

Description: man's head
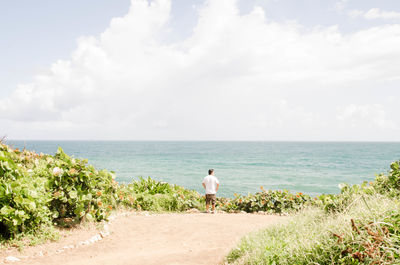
[[208, 169, 214, 175]]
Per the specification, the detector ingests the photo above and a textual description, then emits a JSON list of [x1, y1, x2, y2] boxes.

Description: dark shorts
[[205, 194, 216, 205]]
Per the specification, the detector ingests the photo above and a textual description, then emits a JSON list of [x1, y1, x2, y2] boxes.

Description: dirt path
[[1, 212, 285, 265]]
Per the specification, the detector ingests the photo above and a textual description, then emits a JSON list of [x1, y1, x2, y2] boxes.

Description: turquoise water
[[8, 141, 400, 197]]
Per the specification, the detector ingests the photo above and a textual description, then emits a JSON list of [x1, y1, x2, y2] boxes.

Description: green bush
[[217, 188, 312, 214], [46, 148, 118, 224], [313, 160, 400, 214], [0, 145, 51, 239], [0, 143, 118, 239], [128, 177, 173, 195], [117, 177, 205, 211], [371, 161, 400, 197], [315, 182, 375, 213]]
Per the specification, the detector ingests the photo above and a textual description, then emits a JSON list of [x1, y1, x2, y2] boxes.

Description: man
[[202, 169, 220, 214]]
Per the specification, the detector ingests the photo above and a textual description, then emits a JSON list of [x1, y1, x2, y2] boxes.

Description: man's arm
[[216, 183, 219, 192], [202, 183, 206, 189]]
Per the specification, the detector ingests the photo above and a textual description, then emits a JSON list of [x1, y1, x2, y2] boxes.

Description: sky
[[1, 0, 400, 141]]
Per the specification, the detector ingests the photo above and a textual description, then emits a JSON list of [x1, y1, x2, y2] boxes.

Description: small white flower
[[53, 167, 63, 176]]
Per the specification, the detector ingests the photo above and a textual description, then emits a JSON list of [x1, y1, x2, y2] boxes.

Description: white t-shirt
[[202, 175, 220, 194]]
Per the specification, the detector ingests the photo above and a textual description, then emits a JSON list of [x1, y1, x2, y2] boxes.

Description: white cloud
[[336, 104, 397, 130], [348, 9, 364, 19], [1, 0, 400, 140], [349, 8, 400, 20], [335, 0, 348, 11]]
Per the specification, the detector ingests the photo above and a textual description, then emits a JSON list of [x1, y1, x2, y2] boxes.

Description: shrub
[[218, 188, 312, 214], [0, 144, 52, 239], [128, 177, 172, 195], [315, 182, 375, 213], [313, 159, 400, 214], [117, 177, 205, 211], [46, 148, 118, 224], [0, 143, 119, 239], [372, 161, 400, 197]]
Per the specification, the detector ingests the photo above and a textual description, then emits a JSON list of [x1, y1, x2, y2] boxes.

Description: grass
[[0, 225, 60, 251], [226, 194, 400, 264]]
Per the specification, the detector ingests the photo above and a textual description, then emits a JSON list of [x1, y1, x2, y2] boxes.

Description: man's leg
[[211, 194, 216, 213], [205, 195, 210, 213]]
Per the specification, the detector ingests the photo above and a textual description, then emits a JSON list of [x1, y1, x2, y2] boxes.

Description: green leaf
[[1, 205, 14, 215], [28, 201, 36, 211], [69, 190, 78, 199], [85, 213, 94, 222]]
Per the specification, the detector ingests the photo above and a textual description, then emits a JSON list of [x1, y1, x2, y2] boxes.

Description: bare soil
[[1, 212, 285, 265]]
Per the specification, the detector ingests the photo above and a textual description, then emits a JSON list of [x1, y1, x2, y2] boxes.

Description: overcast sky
[[1, 0, 400, 141]]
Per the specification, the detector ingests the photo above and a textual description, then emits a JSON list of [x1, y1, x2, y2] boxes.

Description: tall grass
[[227, 194, 400, 264]]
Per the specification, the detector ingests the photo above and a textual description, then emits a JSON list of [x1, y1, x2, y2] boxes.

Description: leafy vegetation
[[0, 142, 204, 242], [117, 177, 205, 211], [0, 143, 119, 240], [0, 146, 52, 239], [227, 195, 400, 264], [217, 189, 311, 214], [226, 159, 400, 264], [2, 140, 400, 264]]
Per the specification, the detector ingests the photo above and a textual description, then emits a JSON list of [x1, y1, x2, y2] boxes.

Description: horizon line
[[5, 139, 400, 143]]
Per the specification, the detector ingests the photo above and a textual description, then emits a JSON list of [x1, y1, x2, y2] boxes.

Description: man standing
[[202, 169, 220, 214]]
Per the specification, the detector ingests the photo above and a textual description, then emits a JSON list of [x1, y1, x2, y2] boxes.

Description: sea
[[7, 141, 400, 197]]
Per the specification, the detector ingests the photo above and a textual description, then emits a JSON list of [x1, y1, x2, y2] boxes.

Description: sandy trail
[[2, 212, 285, 265]]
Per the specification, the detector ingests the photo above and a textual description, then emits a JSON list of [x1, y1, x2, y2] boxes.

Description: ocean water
[[7, 141, 400, 197]]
